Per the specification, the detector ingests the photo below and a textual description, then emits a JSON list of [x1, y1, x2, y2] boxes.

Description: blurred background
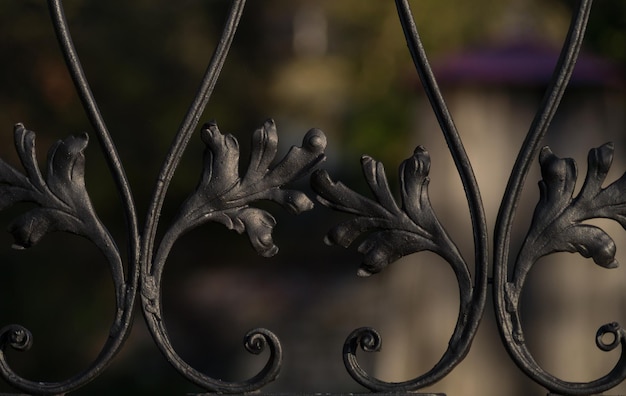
[[0, 0, 625, 394]]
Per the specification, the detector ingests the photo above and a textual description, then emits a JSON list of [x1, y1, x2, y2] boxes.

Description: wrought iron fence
[[0, 0, 625, 395]]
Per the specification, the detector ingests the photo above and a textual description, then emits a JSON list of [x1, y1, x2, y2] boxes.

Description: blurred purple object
[[434, 40, 623, 87]]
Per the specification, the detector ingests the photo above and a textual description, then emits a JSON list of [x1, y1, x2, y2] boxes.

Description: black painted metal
[[0, 0, 624, 395], [493, 0, 626, 394], [312, 1, 489, 391]]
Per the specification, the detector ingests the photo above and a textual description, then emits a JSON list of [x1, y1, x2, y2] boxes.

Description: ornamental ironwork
[[0, 0, 624, 395]]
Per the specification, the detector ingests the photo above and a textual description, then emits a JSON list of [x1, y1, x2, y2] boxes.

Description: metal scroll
[[311, 0, 488, 391], [0, 0, 624, 395], [493, 0, 626, 394]]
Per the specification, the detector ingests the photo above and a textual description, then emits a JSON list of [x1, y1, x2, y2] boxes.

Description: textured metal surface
[[311, 1, 488, 391], [493, 0, 626, 395], [0, 0, 624, 395]]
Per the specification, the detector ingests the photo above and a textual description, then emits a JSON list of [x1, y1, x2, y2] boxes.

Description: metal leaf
[[356, 230, 438, 277], [312, 145, 464, 276], [0, 125, 112, 250], [163, 120, 326, 258], [8, 208, 82, 250], [46, 132, 90, 207], [559, 224, 618, 268], [517, 143, 626, 273], [198, 121, 241, 199], [400, 146, 432, 224], [235, 207, 279, 258], [312, 170, 390, 218], [245, 119, 279, 181], [14, 124, 45, 190], [505, 143, 626, 330]]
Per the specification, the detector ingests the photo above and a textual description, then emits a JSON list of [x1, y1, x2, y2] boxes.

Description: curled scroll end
[[241, 328, 283, 387], [0, 325, 33, 352], [343, 327, 384, 390], [244, 328, 281, 356], [596, 322, 625, 352], [344, 327, 383, 357]]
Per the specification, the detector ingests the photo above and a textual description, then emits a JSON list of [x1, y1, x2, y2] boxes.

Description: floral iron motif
[[301, 0, 490, 392], [0, 0, 327, 394], [142, 119, 326, 393], [313, 147, 469, 281], [2, 0, 625, 394], [312, 146, 478, 392], [507, 143, 626, 322], [492, 0, 626, 394], [0, 120, 325, 394], [499, 143, 626, 395], [155, 119, 326, 265], [0, 125, 134, 395]]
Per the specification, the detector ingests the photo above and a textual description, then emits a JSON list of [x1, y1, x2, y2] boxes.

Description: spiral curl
[[244, 328, 279, 355], [0, 325, 33, 352], [343, 327, 383, 388], [596, 322, 624, 352], [346, 327, 382, 355]]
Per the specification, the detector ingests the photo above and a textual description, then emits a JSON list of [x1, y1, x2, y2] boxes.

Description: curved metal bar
[[493, 0, 593, 262], [144, 317, 282, 393], [141, 117, 328, 391], [313, 144, 475, 390], [48, 0, 140, 304], [142, 0, 247, 268], [493, 0, 626, 394], [394, 0, 488, 319], [0, 2, 140, 394], [336, 0, 489, 391], [0, 236, 130, 395], [135, 1, 286, 392], [48, 0, 141, 256]]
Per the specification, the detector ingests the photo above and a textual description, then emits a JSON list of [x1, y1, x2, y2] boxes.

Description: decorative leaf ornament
[[141, 119, 326, 393], [312, 146, 468, 280], [153, 119, 326, 266], [147, 119, 327, 307], [0, 124, 114, 251], [506, 143, 626, 339], [497, 142, 626, 395], [2, 0, 317, 394], [0, 124, 123, 292], [490, 0, 626, 394], [312, 145, 480, 392], [525, 144, 624, 263], [5, 0, 625, 393], [0, 124, 131, 395]]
